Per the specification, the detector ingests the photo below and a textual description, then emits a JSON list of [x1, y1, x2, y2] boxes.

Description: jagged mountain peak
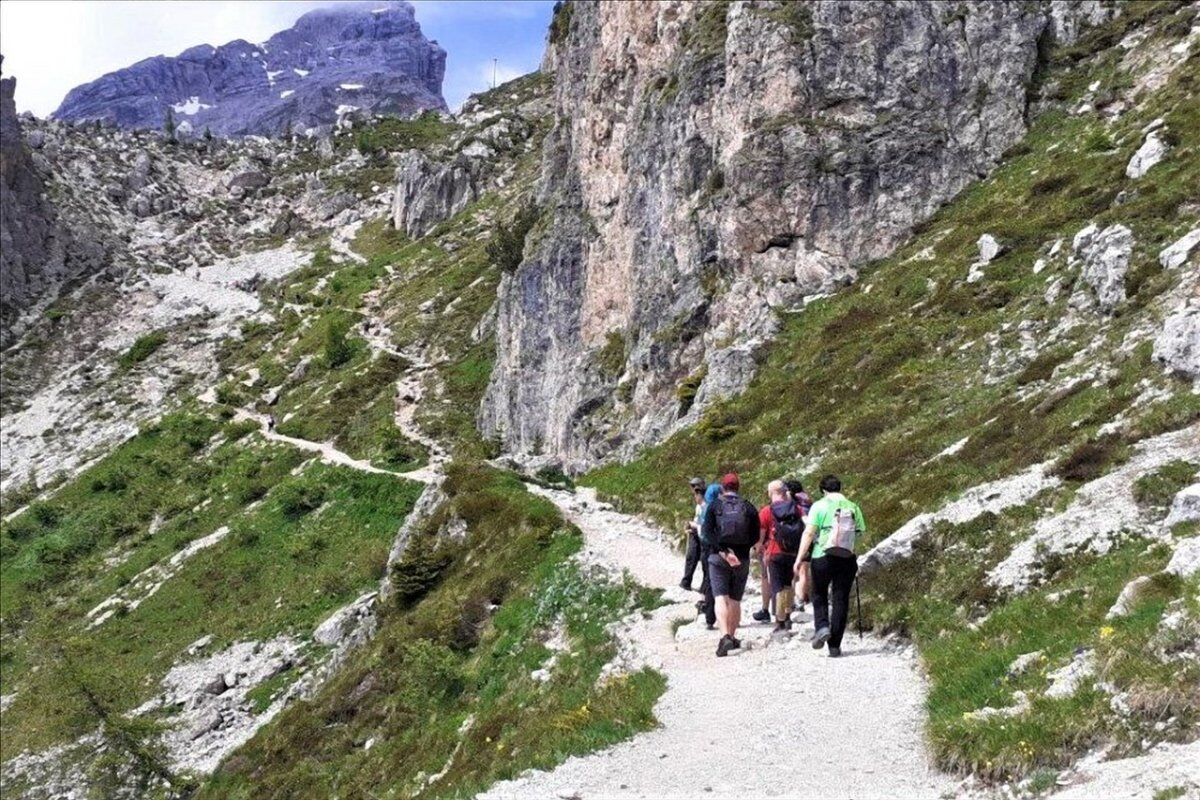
[[52, 0, 446, 138]]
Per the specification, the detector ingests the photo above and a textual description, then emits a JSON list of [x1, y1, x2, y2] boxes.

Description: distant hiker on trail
[[785, 478, 813, 612], [702, 473, 760, 657], [680, 477, 707, 591], [759, 480, 804, 633], [267, 414, 276, 433], [697, 483, 721, 630], [796, 474, 865, 658]]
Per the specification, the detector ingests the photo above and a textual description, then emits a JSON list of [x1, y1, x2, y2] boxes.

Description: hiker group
[[680, 472, 865, 658]]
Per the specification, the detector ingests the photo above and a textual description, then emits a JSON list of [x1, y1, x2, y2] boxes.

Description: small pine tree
[[203, 126, 213, 142], [487, 204, 542, 273], [162, 107, 177, 143], [282, 119, 293, 140]]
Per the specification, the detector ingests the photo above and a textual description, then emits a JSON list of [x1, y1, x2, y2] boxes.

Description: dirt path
[[480, 486, 955, 800]]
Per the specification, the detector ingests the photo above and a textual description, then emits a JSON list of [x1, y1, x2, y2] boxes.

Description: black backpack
[[770, 499, 804, 554], [714, 494, 756, 549]]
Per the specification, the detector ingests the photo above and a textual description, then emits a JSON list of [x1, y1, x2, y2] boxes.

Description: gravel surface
[[1050, 740, 1200, 799], [480, 487, 955, 800]]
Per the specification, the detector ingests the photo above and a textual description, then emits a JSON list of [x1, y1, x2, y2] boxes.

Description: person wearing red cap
[[700, 472, 760, 656]]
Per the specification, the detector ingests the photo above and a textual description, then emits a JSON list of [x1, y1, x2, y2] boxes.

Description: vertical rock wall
[[1, 60, 67, 345], [481, 0, 1113, 470]]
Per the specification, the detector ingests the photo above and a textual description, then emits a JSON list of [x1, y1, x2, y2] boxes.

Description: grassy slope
[[583, 2, 1200, 781], [1, 408, 423, 759], [199, 463, 665, 800], [3, 72, 663, 799], [197, 79, 665, 799]]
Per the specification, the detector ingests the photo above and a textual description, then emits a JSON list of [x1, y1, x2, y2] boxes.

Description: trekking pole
[[855, 576, 863, 640]]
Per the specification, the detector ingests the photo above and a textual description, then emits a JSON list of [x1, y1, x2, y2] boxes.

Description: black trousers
[[811, 554, 858, 648], [698, 543, 716, 626], [682, 529, 702, 587]]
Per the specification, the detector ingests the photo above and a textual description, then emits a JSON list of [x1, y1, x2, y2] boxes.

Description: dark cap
[[688, 477, 705, 490], [721, 472, 740, 491]]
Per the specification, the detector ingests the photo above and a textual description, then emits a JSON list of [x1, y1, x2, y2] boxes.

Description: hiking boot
[[679, 579, 693, 591], [784, 617, 794, 630], [752, 608, 771, 623], [716, 635, 732, 657], [729, 636, 742, 650], [811, 627, 830, 650], [828, 646, 842, 658], [773, 621, 788, 633], [704, 623, 716, 631]]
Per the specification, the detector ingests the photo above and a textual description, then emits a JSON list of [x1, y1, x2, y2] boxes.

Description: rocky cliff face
[[0, 59, 107, 348], [480, 0, 1116, 470], [53, 1, 446, 138], [1, 61, 60, 340]]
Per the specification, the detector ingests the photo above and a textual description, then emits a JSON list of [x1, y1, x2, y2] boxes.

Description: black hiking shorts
[[707, 553, 750, 600], [767, 554, 797, 594]]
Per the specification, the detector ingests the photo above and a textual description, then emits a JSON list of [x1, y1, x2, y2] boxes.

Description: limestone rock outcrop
[[0, 58, 106, 346], [481, 0, 1117, 469], [53, 1, 446, 138]]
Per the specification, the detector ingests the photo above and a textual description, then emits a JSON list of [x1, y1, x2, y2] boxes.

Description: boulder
[[201, 674, 227, 695], [977, 234, 1003, 263], [229, 169, 270, 191], [313, 591, 377, 647], [1126, 131, 1169, 179], [391, 150, 481, 238], [1072, 222, 1133, 313], [1166, 538, 1200, 580], [1153, 304, 1200, 379], [1106, 576, 1151, 619], [191, 710, 223, 740], [1159, 228, 1200, 270], [126, 151, 154, 191], [1165, 483, 1200, 528], [270, 208, 297, 237], [1045, 650, 1095, 699]]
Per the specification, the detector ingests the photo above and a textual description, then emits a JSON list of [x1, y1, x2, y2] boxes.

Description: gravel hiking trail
[[480, 486, 955, 800]]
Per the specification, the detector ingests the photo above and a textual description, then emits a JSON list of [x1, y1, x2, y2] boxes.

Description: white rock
[[1166, 538, 1200, 579], [1159, 228, 1200, 269], [964, 691, 1030, 721], [1007, 651, 1044, 677], [1165, 483, 1200, 528], [1046, 651, 1095, 699], [186, 634, 214, 655], [1072, 222, 1133, 313], [977, 234, 1002, 263], [313, 591, 378, 647], [1153, 304, 1200, 379], [1126, 131, 1169, 179], [1106, 576, 1151, 619], [860, 463, 1059, 574], [989, 427, 1200, 593]]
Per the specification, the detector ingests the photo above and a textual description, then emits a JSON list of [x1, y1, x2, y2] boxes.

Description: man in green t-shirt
[[794, 474, 866, 657]]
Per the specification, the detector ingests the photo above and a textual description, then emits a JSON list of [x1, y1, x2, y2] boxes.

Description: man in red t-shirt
[[758, 480, 804, 632]]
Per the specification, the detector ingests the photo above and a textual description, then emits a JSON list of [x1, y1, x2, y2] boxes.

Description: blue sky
[[0, 1, 556, 117]]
